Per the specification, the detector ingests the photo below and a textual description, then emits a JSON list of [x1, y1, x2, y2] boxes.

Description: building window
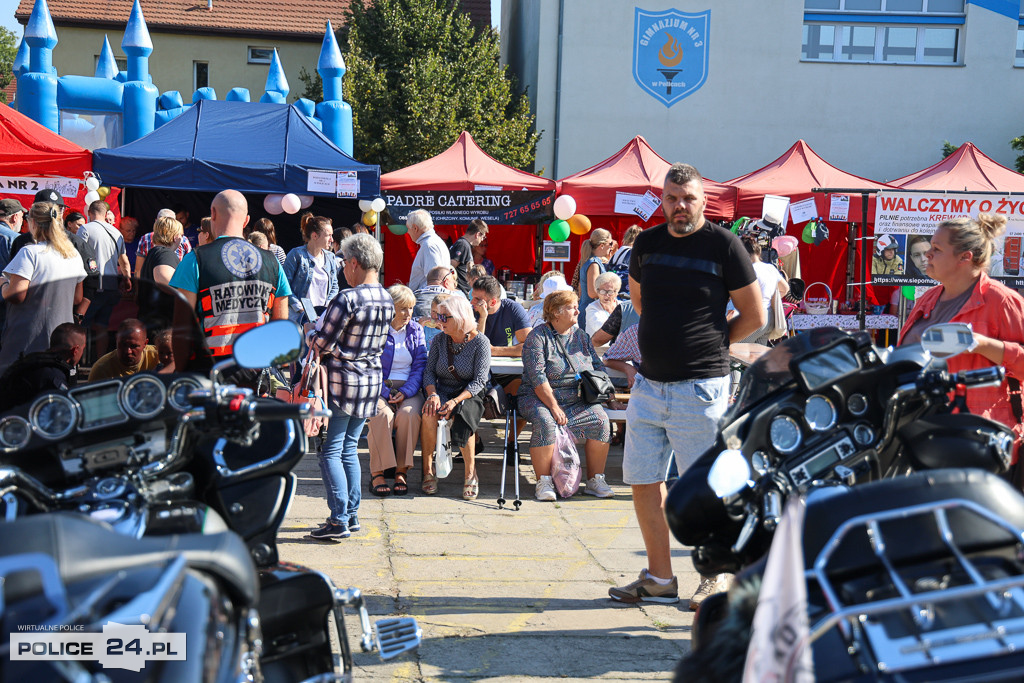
[[194, 61, 209, 91], [94, 55, 127, 72], [248, 47, 274, 64], [803, 0, 963, 64], [1017, 1, 1024, 67]]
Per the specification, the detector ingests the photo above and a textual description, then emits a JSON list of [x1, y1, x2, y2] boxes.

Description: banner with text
[[384, 190, 554, 225], [873, 191, 1024, 287]]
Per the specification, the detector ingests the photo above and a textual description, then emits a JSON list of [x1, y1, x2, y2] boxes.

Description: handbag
[[435, 418, 453, 478], [277, 354, 328, 437], [482, 383, 507, 420], [767, 288, 788, 341], [548, 325, 614, 404], [551, 426, 582, 498]]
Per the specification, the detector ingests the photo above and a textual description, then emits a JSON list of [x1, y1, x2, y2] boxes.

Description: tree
[[296, 66, 322, 104], [941, 140, 959, 159], [0, 28, 18, 105], [342, 0, 538, 173], [1011, 135, 1024, 173]]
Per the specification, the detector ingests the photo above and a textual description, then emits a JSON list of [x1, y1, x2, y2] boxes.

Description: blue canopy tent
[[92, 100, 380, 252]]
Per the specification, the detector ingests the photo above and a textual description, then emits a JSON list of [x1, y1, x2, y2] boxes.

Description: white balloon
[[281, 193, 302, 215], [370, 197, 386, 213], [299, 195, 314, 209], [85, 177, 100, 192], [553, 195, 576, 221], [263, 194, 284, 215], [358, 199, 372, 212], [84, 190, 100, 204]]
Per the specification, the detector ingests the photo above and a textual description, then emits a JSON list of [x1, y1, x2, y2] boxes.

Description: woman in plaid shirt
[[305, 233, 395, 541]]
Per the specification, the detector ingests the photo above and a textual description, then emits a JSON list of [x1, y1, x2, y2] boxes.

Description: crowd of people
[[0, 168, 1022, 615]]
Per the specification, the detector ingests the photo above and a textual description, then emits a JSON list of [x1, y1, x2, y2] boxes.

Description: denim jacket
[[283, 246, 339, 318], [379, 319, 427, 399]]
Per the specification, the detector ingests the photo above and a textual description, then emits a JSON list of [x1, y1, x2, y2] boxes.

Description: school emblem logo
[[633, 8, 710, 107], [222, 240, 263, 278]]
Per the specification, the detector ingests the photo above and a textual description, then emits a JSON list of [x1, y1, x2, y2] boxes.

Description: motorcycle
[[669, 323, 1024, 681], [0, 279, 420, 681]]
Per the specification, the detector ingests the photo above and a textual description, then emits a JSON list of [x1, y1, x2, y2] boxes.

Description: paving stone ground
[[278, 419, 699, 681]]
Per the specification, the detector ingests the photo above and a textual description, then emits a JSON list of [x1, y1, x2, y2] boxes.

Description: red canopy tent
[[556, 136, 736, 277], [0, 104, 120, 218], [726, 140, 893, 299], [893, 142, 1024, 191], [380, 132, 556, 284]]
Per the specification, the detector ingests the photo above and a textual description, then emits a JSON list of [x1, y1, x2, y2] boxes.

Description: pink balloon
[[281, 193, 301, 215], [773, 235, 799, 257], [299, 195, 314, 209], [263, 194, 284, 215]]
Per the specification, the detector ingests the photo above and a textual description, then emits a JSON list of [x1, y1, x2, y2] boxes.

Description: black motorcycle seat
[[803, 468, 1024, 578], [0, 513, 258, 607]]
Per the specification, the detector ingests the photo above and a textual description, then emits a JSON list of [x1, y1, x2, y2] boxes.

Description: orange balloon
[[568, 213, 591, 235]]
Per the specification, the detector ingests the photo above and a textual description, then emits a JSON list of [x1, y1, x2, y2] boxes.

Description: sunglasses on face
[[434, 313, 451, 322], [598, 288, 619, 295]]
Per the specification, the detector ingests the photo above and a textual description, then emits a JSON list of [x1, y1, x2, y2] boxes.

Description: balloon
[[370, 197, 386, 213], [362, 210, 377, 227], [548, 219, 570, 242], [358, 199, 372, 212], [387, 223, 408, 235], [263, 194, 284, 215], [85, 176, 100, 192], [281, 193, 301, 214], [553, 195, 576, 221], [568, 214, 591, 235], [772, 235, 798, 257], [97, 186, 110, 199], [299, 195, 314, 209], [84, 190, 100, 204]]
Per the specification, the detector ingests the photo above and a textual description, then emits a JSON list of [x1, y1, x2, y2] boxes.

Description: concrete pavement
[[278, 420, 700, 681]]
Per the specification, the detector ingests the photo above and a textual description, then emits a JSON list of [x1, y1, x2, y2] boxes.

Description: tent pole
[[859, 191, 868, 331]]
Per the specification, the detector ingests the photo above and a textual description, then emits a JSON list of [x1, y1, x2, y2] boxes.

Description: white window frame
[[804, 0, 964, 12], [247, 47, 274, 65], [1017, 3, 1024, 67], [803, 22, 960, 63]]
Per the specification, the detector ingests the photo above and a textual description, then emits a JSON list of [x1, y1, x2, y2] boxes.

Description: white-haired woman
[[419, 295, 490, 499], [573, 228, 614, 331], [584, 271, 621, 340], [366, 284, 427, 497], [305, 233, 395, 541]]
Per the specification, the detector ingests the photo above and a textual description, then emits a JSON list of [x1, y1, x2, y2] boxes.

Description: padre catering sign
[[872, 191, 1024, 287], [383, 190, 554, 224]]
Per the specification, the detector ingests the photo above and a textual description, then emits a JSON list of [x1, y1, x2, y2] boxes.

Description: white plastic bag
[[551, 426, 582, 498], [435, 418, 453, 479]]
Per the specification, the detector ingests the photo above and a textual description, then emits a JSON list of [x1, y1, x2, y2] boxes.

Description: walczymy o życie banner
[[872, 191, 1024, 288], [383, 191, 555, 225]]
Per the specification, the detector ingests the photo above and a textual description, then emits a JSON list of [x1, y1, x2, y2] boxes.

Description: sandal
[[393, 472, 409, 496], [421, 473, 438, 495], [462, 474, 479, 501], [370, 474, 392, 497]]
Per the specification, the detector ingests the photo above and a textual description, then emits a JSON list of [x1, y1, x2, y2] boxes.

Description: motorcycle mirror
[[921, 322, 976, 359], [707, 449, 752, 498], [233, 320, 303, 369]]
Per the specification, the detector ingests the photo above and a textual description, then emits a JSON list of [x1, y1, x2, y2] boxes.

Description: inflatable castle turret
[[15, 0, 355, 154]]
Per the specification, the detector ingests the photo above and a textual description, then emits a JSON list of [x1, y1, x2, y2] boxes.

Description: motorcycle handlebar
[[955, 366, 1005, 387], [245, 400, 331, 422]]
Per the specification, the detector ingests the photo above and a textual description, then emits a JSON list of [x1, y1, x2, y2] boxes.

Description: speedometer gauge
[[805, 395, 838, 432], [770, 415, 802, 454], [168, 378, 201, 411], [123, 376, 166, 419], [0, 416, 31, 449], [30, 395, 77, 440]]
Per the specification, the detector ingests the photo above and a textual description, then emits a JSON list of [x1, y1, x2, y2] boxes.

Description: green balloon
[[900, 285, 915, 300], [548, 219, 570, 242], [387, 223, 408, 235]]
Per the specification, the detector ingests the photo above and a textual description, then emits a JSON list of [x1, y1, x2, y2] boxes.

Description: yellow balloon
[[568, 213, 591, 235], [97, 186, 110, 199], [362, 210, 377, 227]]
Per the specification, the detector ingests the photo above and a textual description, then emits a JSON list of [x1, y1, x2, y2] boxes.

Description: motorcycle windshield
[[726, 327, 851, 422], [0, 274, 210, 412]]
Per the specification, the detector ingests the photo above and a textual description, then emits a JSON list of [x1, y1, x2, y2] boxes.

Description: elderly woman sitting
[[518, 290, 613, 501], [419, 295, 491, 500], [366, 285, 427, 497], [584, 271, 621, 341]]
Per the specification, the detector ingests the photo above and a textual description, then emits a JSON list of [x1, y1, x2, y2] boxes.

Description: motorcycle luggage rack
[[804, 498, 1024, 674]]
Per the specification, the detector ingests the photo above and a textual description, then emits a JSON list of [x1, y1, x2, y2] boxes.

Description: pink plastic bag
[[551, 426, 582, 498]]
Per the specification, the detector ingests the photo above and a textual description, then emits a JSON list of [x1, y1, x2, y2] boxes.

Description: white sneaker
[[535, 476, 556, 501], [584, 473, 614, 498]]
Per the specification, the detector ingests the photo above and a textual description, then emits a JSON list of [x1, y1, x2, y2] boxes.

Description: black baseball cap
[[34, 188, 64, 207]]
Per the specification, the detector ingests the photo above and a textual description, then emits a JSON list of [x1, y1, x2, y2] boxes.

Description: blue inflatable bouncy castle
[[14, 0, 353, 155]]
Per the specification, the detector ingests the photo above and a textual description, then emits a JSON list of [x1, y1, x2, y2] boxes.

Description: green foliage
[[343, 0, 538, 173], [941, 140, 958, 159], [0, 28, 18, 104], [1011, 135, 1024, 173], [296, 66, 323, 104]]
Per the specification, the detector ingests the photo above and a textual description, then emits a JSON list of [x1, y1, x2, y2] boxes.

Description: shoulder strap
[[548, 324, 579, 375], [1009, 377, 1023, 424], [445, 334, 466, 381]]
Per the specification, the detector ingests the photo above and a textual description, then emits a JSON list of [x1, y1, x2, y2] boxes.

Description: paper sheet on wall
[[829, 194, 850, 222], [307, 170, 337, 194], [789, 197, 817, 224], [614, 191, 643, 215], [633, 191, 661, 221], [336, 171, 359, 198], [762, 194, 791, 228]]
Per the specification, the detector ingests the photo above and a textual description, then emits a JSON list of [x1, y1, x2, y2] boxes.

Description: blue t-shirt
[[483, 298, 531, 347], [169, 237, 292, 297]]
